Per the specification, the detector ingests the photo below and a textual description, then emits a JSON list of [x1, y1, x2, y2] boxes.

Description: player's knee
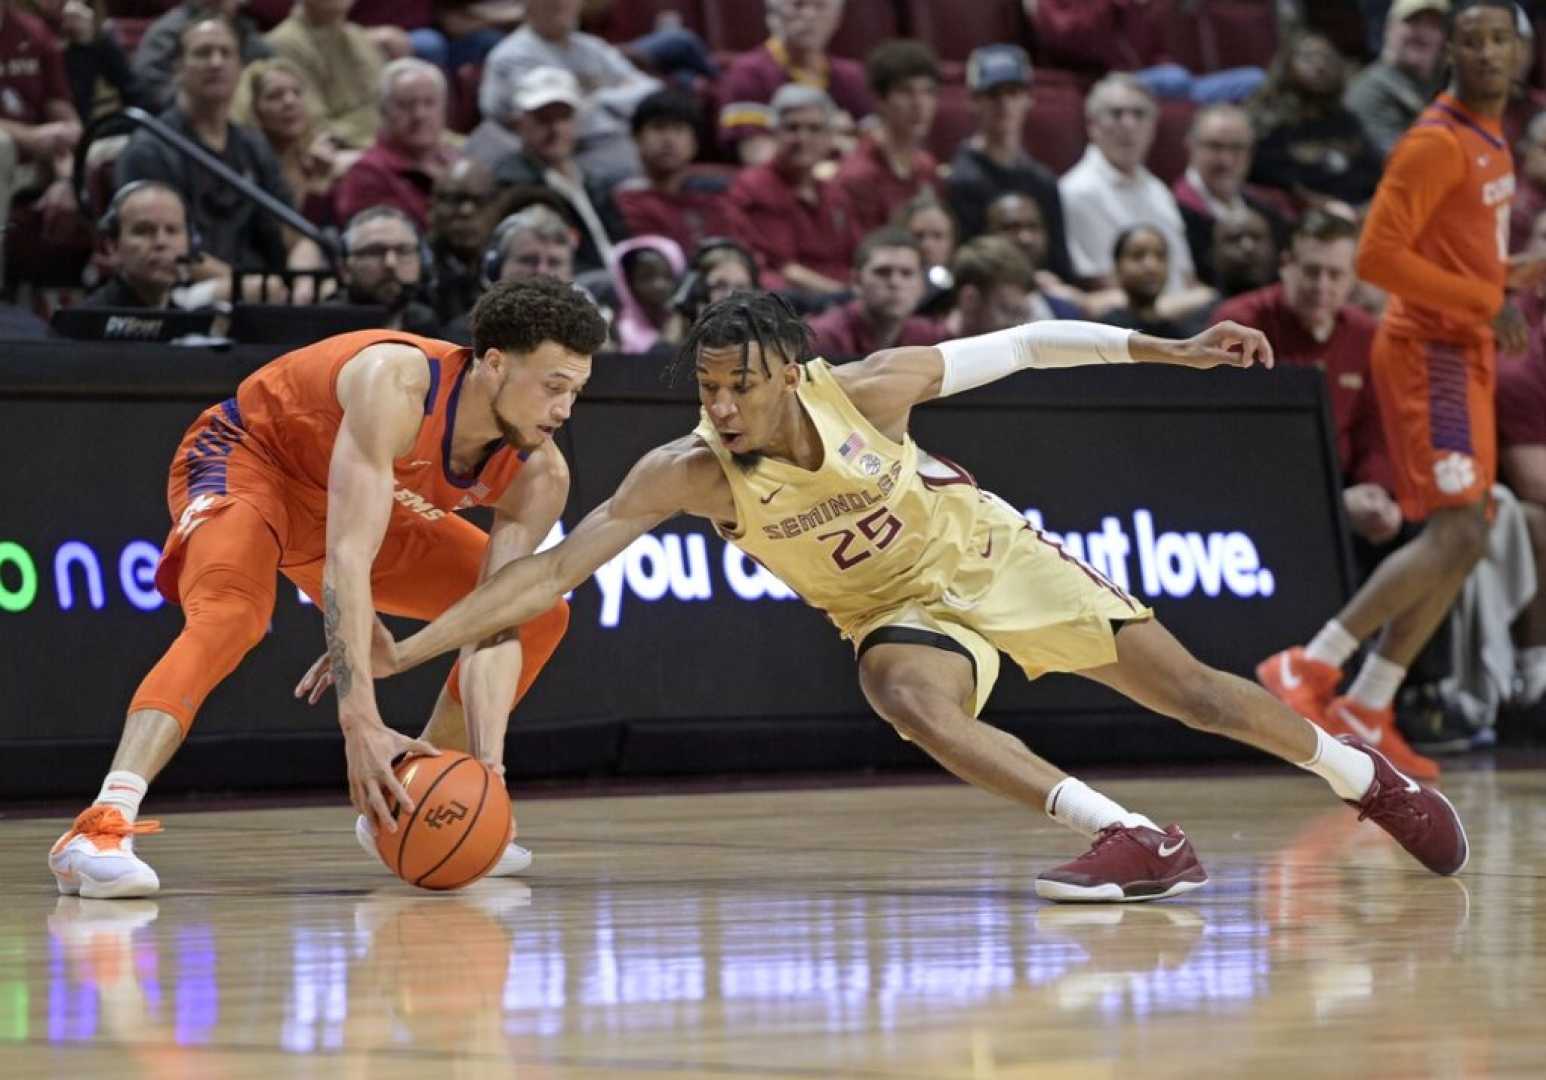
[[868, 680, 955, 741], [182, 567, 272, 655], [1428, 508, 1488, 566]]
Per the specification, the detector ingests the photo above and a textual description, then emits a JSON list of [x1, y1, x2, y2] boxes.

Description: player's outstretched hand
[[1173, 321, 1275, 370], [294, 618, 399, 704], [343, 719, 439, 834]]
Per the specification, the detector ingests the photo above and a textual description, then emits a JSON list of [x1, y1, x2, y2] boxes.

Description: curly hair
[[470, 275, 608, 358], [670, 291, 811, 385]]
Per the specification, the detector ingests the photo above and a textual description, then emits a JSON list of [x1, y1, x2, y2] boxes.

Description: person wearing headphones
[[331, 205, 442, 335], [442, 203, 583, 345], [659, 236, 760, 345], [81, 181, 196, 309]]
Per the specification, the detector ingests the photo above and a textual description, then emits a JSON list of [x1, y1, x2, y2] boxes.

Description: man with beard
[[47, 277, 608, 899], [332, 205, 442, 336]]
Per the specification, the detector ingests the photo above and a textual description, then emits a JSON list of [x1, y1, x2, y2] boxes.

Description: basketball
[[375, 751, 513, 891]]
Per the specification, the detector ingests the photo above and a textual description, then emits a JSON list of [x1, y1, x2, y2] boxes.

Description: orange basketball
[[375, 751, 513, 891]]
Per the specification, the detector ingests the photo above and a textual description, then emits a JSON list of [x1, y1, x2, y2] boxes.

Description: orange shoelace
[[71, 805, 164, 839]]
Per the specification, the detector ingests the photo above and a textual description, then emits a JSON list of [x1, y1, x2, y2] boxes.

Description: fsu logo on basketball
[[423, 800, 470, 829]]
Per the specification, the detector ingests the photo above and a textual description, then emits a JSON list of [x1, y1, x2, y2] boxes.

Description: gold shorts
[[849, 509, 1152, 716]]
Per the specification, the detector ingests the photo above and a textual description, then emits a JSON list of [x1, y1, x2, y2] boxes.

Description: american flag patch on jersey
[[838, 432, 866, 459]]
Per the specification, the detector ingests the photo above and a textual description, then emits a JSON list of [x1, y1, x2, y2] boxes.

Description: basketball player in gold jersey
[[308, 294, 1470, 901]]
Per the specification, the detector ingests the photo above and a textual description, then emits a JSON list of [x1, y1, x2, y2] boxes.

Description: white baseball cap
[[513, 67, 582, 114]]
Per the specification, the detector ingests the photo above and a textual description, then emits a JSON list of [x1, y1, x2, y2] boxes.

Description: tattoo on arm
[[322, 584, 355, 700]]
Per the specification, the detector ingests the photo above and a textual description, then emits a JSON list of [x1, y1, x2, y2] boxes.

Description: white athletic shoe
[[354, 814, 533, 877], [48, 806, 162, 899]]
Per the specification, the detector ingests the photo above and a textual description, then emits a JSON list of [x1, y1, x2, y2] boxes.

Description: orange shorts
[[1369, 326, 1496, 521], [158, 408, 482, 616]]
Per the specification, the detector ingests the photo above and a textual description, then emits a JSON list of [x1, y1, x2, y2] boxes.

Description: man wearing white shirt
[[478, 0, 661, 183], [1058, 73, 1194, 293]]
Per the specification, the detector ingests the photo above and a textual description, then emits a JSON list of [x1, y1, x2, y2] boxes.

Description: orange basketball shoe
[[48, 806, 162, 899], [1257, 646, 1342, 722], [1323, 696, 1440, 780]]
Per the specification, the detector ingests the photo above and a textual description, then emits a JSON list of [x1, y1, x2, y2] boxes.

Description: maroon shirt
[[1214, 283, 1393, 490], [834, 135, 942, 236], [1032, 0, 1173, 73], [613, 179, 750, 255], [808, 300, 946, 359], [0, 6, 69, 128], [716, 41, 872, 145], [729, 162, 863, 289], [332, 138, 455, 232], [1498, 289, 1546, 448], [1510, 179, 1546, 255], [348, 0, 434, 28]]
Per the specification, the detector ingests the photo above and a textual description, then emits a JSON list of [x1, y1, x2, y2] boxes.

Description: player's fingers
[[306, 670, 334, 707], [295, 656, 329, 699], [368, 782, 398, 833], [404, 738, 440, 758], [384, 768, 416, 817]]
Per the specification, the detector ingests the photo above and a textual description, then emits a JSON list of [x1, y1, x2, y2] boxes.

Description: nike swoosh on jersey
[[759, 485, 785, 505], [1157, 837, 1186, 857]]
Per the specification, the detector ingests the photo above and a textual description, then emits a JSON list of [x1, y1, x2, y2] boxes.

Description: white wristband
[[936, 320, 1134, 397]]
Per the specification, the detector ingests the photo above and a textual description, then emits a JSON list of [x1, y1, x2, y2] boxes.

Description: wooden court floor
[[2, 766, 1545, 1079]]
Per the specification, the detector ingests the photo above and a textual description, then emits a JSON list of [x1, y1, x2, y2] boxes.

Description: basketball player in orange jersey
[[1259, 0, 1546, 780], [321, 293, 1469, 903], [48, 277, 609, 899]]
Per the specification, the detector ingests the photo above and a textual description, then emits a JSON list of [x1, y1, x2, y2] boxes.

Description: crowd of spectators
[[4, 0, 1546, 739]]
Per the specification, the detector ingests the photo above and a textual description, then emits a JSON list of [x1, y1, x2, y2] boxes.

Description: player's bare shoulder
[[829, 345, 945, 439], [335, 341, 435, 412]]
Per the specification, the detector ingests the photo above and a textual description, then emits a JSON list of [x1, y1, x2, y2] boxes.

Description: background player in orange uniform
[[1260, 1, 1546, 778], [48, 278, 609, 898]]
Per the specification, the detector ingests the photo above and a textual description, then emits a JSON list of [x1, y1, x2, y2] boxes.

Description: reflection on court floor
[[3, 769, 1536, 1078]]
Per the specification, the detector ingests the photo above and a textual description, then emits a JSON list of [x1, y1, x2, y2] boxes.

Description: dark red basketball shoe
[[1339, 735, 1469, 875], [1035, 823, 1208, 903]]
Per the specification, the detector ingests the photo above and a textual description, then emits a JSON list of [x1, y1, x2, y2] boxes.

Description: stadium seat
[[902, 0, 1027, 62], [703, 0, 768, 53], [926, 80, 976, 164], [1148, 98, 1197, 185], [829, 0, 901, 60], [449, 63, 483, 134], [1022, 76, 1087, 175], [1167, 0, 1279, 74]]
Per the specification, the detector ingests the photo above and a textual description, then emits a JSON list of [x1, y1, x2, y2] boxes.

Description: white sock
[[1519, 646, 1546, 703], [1297, 723, 1375, 800], [1046, 777, 1159, 838], [94, 771, 147, 824], [1305, 619, 1359, 669], [1348, 655, 1406, 711]]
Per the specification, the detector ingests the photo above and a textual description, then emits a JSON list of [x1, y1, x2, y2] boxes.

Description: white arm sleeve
[[936, 321, 1136, 397]]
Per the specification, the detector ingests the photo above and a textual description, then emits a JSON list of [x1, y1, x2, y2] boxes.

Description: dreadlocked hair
[[669, 290, 812, 385]]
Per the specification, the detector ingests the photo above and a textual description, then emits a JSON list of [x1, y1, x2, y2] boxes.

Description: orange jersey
[[1358, 93, 1515, 346], [175, 329, 526, 549]]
